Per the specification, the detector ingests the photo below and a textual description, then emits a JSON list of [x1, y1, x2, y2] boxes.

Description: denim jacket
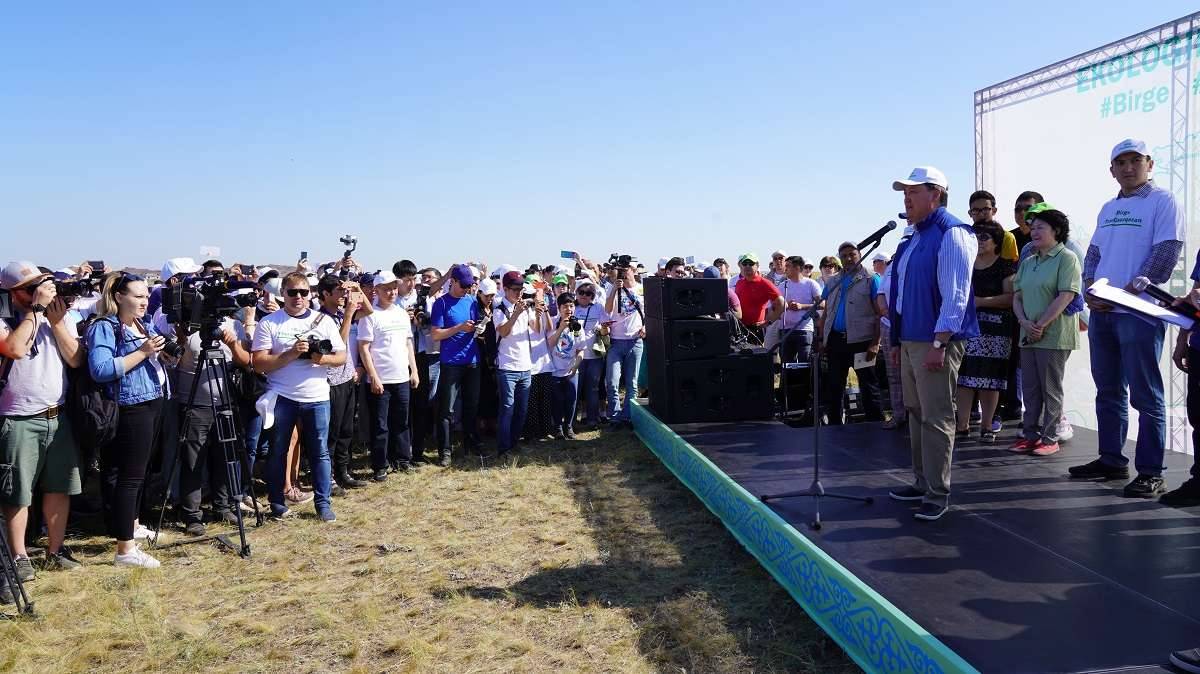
[[86, 316, 167, 406]]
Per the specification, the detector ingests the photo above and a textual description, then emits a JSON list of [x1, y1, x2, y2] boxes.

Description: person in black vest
[[885, 167, 979, 522], [817, 242, 882, 424]]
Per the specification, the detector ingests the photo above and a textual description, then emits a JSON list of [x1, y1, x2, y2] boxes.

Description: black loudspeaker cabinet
[[645, 317, 730, 362], [643, 276, 728, 319], [649, 350, 774, 423]]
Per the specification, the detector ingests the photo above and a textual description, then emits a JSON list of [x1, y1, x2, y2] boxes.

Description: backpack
[[70, 316, 122, 452]]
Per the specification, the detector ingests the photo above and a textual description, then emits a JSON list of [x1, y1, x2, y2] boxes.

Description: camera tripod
[[760, 242, 884, 530], [153, 325, 261, 557], [0, 523, 34, 617]]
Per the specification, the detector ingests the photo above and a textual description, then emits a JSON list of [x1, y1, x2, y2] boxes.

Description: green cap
[[551, 274, 569, 286], [524, 273, 539, 284], [738, 252, 759, 264], [1024, 201, 1056, 223]]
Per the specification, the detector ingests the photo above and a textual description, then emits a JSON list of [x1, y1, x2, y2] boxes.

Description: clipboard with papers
[[1085, 278, 1194, 330]]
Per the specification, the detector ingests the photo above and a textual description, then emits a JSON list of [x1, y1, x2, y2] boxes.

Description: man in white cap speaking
[[1071, 139, 1185, 498], [886, 166, 978, 521]]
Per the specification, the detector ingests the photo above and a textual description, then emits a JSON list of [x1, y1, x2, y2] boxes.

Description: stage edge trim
[[631, 402, 978, 674]]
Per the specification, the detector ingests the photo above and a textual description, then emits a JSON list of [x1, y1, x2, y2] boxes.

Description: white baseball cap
[[0, 261, 51, 290], [892, 166, 949, 192], [1111, 138, 1149, 161], [771, 249, 787, 259], [372, 271, 398, 287], [871, 251, 891, 263], [478, 278, 498, 296], [491, 264, 515, 280], [162, 257, 201, 280]]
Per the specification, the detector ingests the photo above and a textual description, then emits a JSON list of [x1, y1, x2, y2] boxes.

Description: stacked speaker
[[643, 276, 773, 423]]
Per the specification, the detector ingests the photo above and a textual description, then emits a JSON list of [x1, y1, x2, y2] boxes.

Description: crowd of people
[[2, 139, 1199, 616]]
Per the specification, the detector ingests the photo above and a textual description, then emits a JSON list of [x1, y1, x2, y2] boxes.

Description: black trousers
[[438, 363, 481, 454], [823, 331, 882, 424], [178, 405, 233, 524], [1188, 348, 1200, 479], [328, 379, 357, 476], [411, 352, 437, 456], [101, 398, 164, 540]]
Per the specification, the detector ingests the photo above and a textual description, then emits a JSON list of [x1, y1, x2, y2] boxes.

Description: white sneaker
[[133, 524, 158, 541], [115, 546, 161, 569], [1056, 417, 1074, 442]]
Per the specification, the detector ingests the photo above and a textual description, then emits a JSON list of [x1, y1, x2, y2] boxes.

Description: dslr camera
[[54, 277, 98, 299], [299, 336, 334, 360], [413, 284, 432, 325]]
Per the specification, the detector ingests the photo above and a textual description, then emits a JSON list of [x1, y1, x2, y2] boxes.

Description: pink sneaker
[[1008, 438, 1035, 453], [1031, 440, 1060, 456]]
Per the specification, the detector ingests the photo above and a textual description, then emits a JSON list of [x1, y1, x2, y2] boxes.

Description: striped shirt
[[894, 223, 977, 335]]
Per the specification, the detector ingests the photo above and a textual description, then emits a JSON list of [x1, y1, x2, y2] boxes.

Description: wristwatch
[[932, 338, 946, 349], [30, 304, 46, 314]]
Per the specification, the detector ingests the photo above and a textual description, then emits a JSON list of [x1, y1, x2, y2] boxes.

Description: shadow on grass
[[448, 429, 856, 674]]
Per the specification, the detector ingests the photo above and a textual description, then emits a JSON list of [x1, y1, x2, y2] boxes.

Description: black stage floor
[[669, 420, 1200, 673]]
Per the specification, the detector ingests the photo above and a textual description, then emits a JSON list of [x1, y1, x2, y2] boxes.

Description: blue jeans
[[369, 382, 412, 470], [552, 374, 579, 430], [606, 338, 643, 422], [577, 358, 605, 424], [497, 370, 531, 451], [1089, 311, 1166, 476], [243, 403, 271, 473], [267, 397, 333, 514]]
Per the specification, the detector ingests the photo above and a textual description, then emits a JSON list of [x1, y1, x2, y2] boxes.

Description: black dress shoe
[[337, 472, 368, 489], [372, 469, 389, 482], [1170, 648, 1200, 674], [914, 502, 948, 521], [1161, 477, 1200, 507], [1068, 459, 1129, 480]]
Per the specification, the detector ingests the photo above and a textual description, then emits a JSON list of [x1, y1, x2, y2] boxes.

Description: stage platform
[[631, 403, 1200, 674]]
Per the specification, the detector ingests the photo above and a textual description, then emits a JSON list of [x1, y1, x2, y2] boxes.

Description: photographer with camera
[[87, 272, 175, 568], [172, 296, 254, 537], [358, 271, 420, 480], [317, 274, 369, 491], [548, 292, 586, 439], [494, 271, 544, 456], [1, 262, 85, 578], [571, 282, 610, 430], [430, 265, 484, 465], [603, 260, 645, 429], [251, 272, 346, 521]]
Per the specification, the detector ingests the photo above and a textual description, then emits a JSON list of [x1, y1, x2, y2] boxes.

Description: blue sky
[[4, 2, 1198, 272]]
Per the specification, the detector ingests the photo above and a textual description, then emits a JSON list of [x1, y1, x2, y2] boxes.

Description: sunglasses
[[967, 207, 994, 215], [739, 260, 756, 267], [115, 272, 145, 292], [577, 291, 594, 297], [286, 288, 311, 298]]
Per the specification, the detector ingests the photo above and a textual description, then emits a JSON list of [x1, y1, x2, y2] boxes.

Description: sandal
[[980, 430, 997, 443]]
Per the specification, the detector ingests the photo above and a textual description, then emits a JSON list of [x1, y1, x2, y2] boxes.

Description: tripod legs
[[0, 523, 34, 616]]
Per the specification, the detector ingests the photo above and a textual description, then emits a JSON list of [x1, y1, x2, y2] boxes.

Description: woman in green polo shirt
[[1010, 209, 1081, 457]]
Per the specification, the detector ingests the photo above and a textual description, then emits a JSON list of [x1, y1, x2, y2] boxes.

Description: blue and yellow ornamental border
[[631, 402, 978, 674]]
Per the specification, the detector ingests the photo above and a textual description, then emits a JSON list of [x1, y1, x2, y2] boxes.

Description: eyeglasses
[[976, 233, 991, 241], [286, 288, 310, 298], [577, 291, 594, 297], [967, 207, 994, 215]]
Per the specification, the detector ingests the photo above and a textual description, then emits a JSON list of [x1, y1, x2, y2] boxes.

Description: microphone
[[1130, 276, 1200, 320], [857, 221, 898, 250]]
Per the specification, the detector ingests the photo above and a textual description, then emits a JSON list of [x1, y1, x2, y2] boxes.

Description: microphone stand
[[761, 240, 880, 530]]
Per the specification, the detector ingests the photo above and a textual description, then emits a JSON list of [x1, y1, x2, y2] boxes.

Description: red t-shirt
[[734, 274, 781, 326]]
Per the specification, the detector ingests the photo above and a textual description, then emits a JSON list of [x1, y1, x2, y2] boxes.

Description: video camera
[[162, 273, 259, 340], [298, 336, 333, 360], [608, 254, 633, 270]]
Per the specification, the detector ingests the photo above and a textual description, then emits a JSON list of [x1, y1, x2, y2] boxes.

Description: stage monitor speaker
[[649, 350, 773, 423], [643, 276, 728, 319], [645, 317, 730, 362]]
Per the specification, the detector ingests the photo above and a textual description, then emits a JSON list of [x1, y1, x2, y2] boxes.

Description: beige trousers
[[900, 340, 965, 507]]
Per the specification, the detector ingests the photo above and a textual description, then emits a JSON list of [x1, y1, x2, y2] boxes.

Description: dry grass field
[[0, 428, 855, 674]]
